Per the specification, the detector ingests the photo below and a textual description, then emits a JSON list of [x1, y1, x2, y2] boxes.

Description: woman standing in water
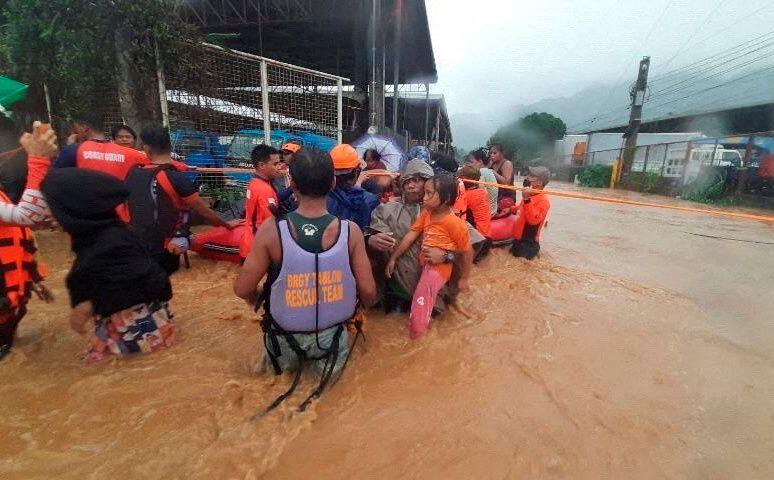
[[41, 168, 175, 361]]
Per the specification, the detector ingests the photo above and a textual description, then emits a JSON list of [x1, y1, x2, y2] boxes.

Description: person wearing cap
[[367, 159, 431, 311], [327, 143, 379, 230], [280, 142, 300, 164], [510, 166, 551, 260], [274, 142, 301, 212], [368, 159, 485, 314]]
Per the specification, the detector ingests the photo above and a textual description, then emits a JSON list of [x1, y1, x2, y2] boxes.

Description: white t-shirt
[[479, 168, 499, 215]]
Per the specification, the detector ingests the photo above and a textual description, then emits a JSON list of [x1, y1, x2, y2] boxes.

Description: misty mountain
[[451, 82, 629, 151], [451, 63, 774, 151]]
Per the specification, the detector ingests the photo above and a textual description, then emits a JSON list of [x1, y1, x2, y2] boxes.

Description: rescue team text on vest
[[284, 270, 345, 308]]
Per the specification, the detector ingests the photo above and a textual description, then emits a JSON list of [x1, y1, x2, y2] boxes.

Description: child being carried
[[386, 174, 473, 339]]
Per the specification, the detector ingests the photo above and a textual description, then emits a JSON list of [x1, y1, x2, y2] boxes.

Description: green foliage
[[203, 184, 244, 205], [0, 0, 198, 123], [488, 112, 567, 169], [682, 169, 728, 204], [577, 164, 612, 188], [641, 172, 661, 193]]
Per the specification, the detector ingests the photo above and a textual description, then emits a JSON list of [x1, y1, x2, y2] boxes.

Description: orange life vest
[[0, 191, 44, 312]]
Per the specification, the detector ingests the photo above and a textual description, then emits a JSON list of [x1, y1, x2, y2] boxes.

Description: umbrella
[[0, 75, 28, 114], [352, 134, 407, 172]]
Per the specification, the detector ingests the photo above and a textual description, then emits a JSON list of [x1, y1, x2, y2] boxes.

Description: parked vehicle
[[170, 130, 227, 189], [296, 131, 337, 152], [683, 147, 744, 183], [224, 129, 304, 185]]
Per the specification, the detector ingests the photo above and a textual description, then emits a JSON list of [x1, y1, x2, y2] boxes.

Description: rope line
[[461, 178, 774, 224]]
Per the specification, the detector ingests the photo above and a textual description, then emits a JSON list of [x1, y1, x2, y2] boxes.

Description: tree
[[0, 0, 198, 129], [488, 112, 566, 170]]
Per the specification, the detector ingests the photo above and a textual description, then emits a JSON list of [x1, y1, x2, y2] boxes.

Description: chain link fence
[[552, 132, 774, 203], [162, 43, 346, 207]]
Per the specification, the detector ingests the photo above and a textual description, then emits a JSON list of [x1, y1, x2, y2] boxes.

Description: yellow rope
[[463, 178, 774, 224]]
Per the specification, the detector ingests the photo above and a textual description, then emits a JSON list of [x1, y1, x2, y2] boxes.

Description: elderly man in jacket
[[367, 159, 484, 314]]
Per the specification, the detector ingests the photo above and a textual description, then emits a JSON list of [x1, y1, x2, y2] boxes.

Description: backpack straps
[[155, 168, 186, 210]]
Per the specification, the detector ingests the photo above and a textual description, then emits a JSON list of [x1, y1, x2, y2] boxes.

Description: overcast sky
[[425, 0, 774, 116]]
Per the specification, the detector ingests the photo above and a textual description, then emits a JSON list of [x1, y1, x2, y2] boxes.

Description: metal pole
[[201, 42, 349, 82], [423, 82, 430, 145], [337, 78, 343, 144], [737, 135, 754, 196], [260, 60, 271, 144], [369, 0, 378, 129], [642, 145, 650, 173], [155, 40, 170, 128], [710, 137, 720, 166], [378, 33, 386, 132], [680, 141, 693, 184], [622, 56, 650, 174], [392, 0, 402, 135], [43, 83, 53, 124], [434, 107, 440, 146]]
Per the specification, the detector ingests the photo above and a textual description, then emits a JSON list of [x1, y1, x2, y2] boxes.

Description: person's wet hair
[[469, 148, 490, 166], [111, 124, 137, 141], [431, 173, 458, 207], [72, 112, 105, 132], [490, 143, 505, 154], [457, 165, 480, 181], [364, 148, 381, 162], [334, 169, 359, 188], [0, 115, 26, 204], [251, 144, 278, 167], [139, 126, 172, 155], [290, 148, 334, 198], [431, 151, 459, 173]]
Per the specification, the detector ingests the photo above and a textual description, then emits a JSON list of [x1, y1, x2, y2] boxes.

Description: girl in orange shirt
[[387, 175, 473, 338]]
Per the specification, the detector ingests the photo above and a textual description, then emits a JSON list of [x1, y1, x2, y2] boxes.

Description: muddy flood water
[[2, 182, 773, 479]]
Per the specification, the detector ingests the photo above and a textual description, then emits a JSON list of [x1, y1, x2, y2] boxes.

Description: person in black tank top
[[285, 211, 337, 253], [489, 143, 516, 201]]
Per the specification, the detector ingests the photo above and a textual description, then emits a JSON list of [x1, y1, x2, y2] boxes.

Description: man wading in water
[[234, 149, 376, 411]]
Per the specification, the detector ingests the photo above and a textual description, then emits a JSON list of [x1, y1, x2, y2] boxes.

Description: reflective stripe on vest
[[269, 219, 357, 333], [0, 190, 39, 311]]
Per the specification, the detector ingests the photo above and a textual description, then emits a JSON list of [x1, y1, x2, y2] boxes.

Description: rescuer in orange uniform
[[510, 166, 551, 260], [239, 144, 282, 259], [53, 114, 147, 180]]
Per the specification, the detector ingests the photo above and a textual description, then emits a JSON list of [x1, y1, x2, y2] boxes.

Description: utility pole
[[369, 0, 385, 133], [391, 0, 403, 136], [622, 56, 650, 176]]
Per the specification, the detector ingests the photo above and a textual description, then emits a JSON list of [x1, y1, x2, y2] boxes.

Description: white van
[[683, 147, 743, 184]]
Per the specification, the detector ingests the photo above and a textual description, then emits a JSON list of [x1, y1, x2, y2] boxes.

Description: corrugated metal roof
[[572, 64, 774, 133]]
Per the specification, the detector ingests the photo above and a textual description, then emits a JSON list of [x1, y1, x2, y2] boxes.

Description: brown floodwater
[[2, 182, 773, 479]]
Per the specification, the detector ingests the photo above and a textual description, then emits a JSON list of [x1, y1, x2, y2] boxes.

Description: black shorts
[[510, 239, 540, 260]]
